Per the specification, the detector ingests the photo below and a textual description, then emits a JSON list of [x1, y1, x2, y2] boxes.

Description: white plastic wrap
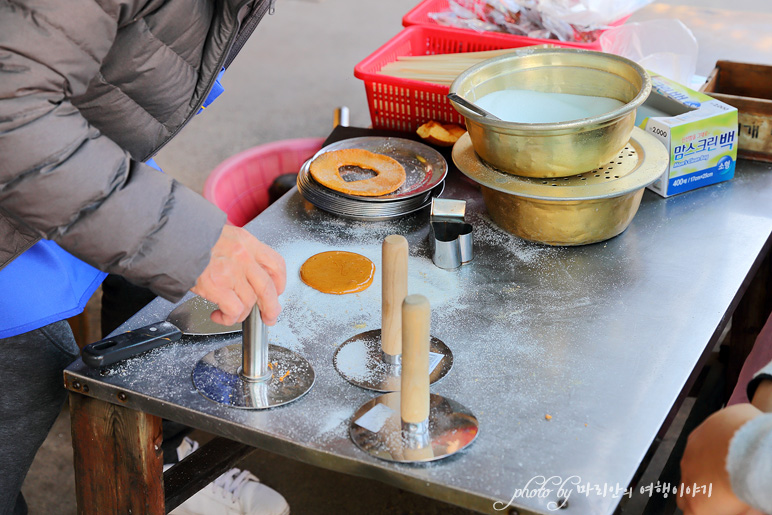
[[599, 19, 698, 86], [538, 0, 653, 28], [425, 0, 654, 43]]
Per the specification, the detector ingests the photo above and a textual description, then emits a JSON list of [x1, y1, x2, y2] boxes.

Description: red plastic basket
[[204, 137, 325, 227], [353, 25, 585, 133], [402, 0, 628, 50]]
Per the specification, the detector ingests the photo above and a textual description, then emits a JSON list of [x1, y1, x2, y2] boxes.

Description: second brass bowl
[[479, 187, 644, 246], [452, 128, 669, 246], [449, 48, 651, 178]]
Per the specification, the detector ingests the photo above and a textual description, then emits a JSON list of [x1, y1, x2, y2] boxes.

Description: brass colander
[[452, 127, 669, 246]]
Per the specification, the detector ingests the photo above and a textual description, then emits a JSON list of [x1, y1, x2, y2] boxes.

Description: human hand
[[751, 379, 772, 413], [678, 403, 764, 515], [191, 225, 286, 326]]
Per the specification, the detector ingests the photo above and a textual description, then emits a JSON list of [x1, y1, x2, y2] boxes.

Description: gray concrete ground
[[21, 0, 772, 513]]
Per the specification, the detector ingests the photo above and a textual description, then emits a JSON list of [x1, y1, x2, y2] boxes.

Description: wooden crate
[[700, 60, 772, 162]]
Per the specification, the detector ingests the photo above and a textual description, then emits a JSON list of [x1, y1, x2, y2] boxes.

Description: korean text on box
[[636, 73, 738, 197]]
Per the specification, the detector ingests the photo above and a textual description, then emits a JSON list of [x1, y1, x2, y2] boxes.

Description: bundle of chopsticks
[[378, 45, 556, 86]]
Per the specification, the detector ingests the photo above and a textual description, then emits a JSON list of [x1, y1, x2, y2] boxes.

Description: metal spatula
[[81, 296, 240, 368]]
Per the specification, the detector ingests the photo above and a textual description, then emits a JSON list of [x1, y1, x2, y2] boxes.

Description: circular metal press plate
[[452, 127, 669, 201], [301, 137, 448, 202], [193, 343, 315, 409], [350, 392, 479, 463], [333, 329, 453, 392]]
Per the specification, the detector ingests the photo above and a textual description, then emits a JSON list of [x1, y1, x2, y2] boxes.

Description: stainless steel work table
[[64, 152, 772, 514]]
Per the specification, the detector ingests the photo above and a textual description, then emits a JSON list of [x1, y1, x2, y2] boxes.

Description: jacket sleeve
[[0, 0, 226, 301], [727, 413, 772, 513], [747, 361, 772, 404]]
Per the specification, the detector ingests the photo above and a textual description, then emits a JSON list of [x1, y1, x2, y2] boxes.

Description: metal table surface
[[65, 155, 772, 514]]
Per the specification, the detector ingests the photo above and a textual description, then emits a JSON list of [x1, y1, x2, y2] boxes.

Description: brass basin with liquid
[[449, 48, 651, 178]]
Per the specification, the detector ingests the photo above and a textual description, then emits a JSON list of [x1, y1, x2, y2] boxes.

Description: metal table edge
[[64, 365, 519, 515]]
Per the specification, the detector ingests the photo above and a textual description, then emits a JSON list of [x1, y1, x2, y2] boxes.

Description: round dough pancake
[[308, 148, 406, 197], [300, 251, 375, 294]]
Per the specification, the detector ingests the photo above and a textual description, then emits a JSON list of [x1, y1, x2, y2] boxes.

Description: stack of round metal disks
[[297, 137, 447, 221]]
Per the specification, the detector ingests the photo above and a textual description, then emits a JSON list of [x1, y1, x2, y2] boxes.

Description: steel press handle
[[241, 304, 270, 381]]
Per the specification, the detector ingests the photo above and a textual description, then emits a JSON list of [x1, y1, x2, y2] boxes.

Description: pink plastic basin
[[204, 137, 325, 227]]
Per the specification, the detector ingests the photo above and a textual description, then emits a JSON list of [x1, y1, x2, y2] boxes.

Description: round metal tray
[[297, 137, 448, 221], [300, 137, 448, 202], [452, 127, 669, 201]]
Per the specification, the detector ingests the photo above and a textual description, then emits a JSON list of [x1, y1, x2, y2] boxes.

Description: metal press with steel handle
[[192, 304, 315, 409], [333, 235, 453, 392], [350, 295, 478, 463]]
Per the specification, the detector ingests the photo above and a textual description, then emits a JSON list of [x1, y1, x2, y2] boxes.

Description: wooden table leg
[[726, 247, 772, 401], [69, 392, 164, 514]]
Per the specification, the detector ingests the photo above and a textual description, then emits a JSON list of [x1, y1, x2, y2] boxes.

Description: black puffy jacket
[[0, 0, 272, 300]]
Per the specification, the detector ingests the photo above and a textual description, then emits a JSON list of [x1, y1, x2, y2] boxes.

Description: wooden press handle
[[381, 235, 408, 358], [401, 294, 430, 424]]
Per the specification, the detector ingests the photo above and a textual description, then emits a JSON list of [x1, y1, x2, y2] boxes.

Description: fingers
[[245, 257, 281, 325], [210, 308, 235, 327], [232, 269, 259, 322], [192, 269, 245, 326], [192, 225, 286, 327], [247, 236, 287, 296]]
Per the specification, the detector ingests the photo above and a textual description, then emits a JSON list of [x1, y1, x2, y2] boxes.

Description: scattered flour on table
[[96, 337, 227, 403], [269, 238, 465, 354], [467, 210, 561, 266], [332, 335, 388, 384], [98, 205, 609, 472], [312, 405, 353, 441], [267, 212, 425, 249]]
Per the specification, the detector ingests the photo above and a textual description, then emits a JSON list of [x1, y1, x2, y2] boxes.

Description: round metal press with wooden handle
[[349, 294, 479, 463], [192, 305, 315, 409], [333, 235, 453, 392]]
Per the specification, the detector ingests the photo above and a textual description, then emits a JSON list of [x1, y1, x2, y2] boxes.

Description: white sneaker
[[166, 438, 290, 515]]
